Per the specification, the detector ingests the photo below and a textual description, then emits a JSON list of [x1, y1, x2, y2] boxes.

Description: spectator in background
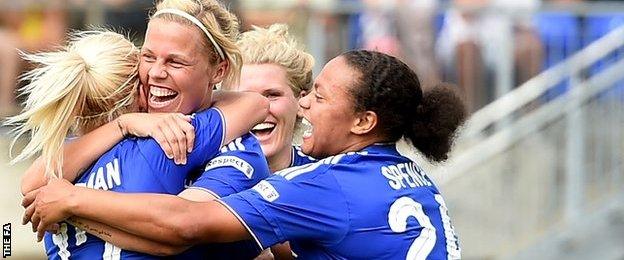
[[359, 0, 401, 57], [237, 0, 308, 39], [395, 0, 441, 88], [0, 0, 67, 117], [436, 0, 543, 112], [359, 0, 441, 88]]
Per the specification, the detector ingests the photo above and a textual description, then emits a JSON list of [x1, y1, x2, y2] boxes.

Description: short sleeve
[[134, 108, 225, 194], [186, 107, 226, 164], [219, 165, 350, 249], [189, 134, 270, 198]]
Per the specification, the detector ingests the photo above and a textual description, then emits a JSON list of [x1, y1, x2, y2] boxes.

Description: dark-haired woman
[[27, 50, 466, 259]]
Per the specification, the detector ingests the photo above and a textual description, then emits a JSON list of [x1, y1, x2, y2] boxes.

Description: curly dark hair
[[341, 50, 467, 162]]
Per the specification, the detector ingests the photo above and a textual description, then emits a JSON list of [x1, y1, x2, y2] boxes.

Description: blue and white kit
[[220, 143, 461, 260], [44, 108, 227, 260]]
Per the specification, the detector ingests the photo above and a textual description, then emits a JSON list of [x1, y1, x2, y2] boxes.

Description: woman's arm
[[19, 112, 193, 195], [54, 187, 219, 255], [68, 217, 190, 256], [212, 90, 269, 142], [20, 120, 125, 195], [27, 179, 250, 245], [60, 189, 218, 255], [20, 91, 268, 195]]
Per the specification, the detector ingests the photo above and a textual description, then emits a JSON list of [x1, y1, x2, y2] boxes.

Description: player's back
[[176, 133, 271, 259], [44, 108, 226, 260], [280, 143, 461, 259], [325, 143, 460, 259], [44, 139, 176, 260]]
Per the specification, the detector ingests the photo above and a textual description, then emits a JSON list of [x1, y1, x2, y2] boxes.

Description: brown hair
[[342, 50, 467, 162]]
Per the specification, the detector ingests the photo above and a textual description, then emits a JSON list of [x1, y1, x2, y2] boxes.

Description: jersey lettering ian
[[220, 143, 461, 260], [44, 108, 226, 260]]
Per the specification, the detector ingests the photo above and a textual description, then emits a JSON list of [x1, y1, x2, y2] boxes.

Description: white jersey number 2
[[388, 195, 461, 260]]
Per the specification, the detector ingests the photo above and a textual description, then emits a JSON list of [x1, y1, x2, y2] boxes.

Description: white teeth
[[150, 86, 177, 97], [301, 118, 313, 138], [301, 118, 311, 127], [252, 122, 276, 131]]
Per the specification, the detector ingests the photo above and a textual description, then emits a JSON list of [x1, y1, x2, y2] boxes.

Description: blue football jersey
[[179, 144, 313, 259], [44, 108, 226, 260], [289, 146, 316, 167], [220, 143, 461, 260], [177, 133, 271, 260], [187, 133, 271, 197]]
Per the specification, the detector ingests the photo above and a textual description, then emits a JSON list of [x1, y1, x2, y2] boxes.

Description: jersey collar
[[363, 142, 398, 155]]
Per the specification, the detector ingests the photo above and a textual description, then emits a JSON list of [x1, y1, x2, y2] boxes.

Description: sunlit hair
[[235, 23, 314, 97], [6, 30, 140, 178], [153, 0, 242, 87]]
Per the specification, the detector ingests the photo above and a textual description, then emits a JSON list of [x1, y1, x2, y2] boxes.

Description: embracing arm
[[20, 120, 125, 195], [68, 217, 190, 256], [211, 90, 269, 142], [20, 112, 196, 195], [72, 188, 248, 245], [21, 91, 268, 196], [29, 179, 250, 245], [63, 188, 219, 255]]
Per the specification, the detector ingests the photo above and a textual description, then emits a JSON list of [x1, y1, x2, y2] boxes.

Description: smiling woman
[[15, 0, 272, 259], [230, 24, 317, 258], [27, 50, 467, 259], [139, 0, 241, 114], [298, 57, 365, 159], [233, 24, 316, 172], [141, 18, 216, 113]]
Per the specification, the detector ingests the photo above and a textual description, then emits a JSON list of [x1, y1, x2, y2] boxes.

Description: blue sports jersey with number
[[44, 108, 226, 260], [220, 143, 462, 260], [289, 146, 316, 167]]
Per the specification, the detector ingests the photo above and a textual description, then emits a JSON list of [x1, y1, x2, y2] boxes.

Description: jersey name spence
[[44, 108, 226, 260], [221, 143, 461, 260]]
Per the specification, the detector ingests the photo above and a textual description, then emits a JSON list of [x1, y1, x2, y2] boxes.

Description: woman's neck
[[268, 147, 293, 173]]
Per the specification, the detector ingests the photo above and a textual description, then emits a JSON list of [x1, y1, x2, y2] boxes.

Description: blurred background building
[[1, 0, 624, 259]]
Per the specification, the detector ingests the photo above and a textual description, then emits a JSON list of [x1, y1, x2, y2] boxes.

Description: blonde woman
[[23, 23, 316, 259], [235, 24, 317, 173], [234, 24, 317, 259], [15, 0, 272, 258]]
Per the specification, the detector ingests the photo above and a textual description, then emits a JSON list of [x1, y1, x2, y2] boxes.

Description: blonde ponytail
[[6, 30, 139, 178]]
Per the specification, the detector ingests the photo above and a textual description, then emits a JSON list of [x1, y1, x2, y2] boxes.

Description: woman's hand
[[22, 178, 76, 241], [118, 113, 195, 165]]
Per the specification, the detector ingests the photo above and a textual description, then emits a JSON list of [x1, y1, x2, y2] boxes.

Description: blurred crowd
[[340, 0, 624, 112], [0, 0, 152, 117], [1, 0, 624, 117]]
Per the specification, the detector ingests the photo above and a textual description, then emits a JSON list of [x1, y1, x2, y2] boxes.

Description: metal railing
[[429, 25, 624, 260]]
